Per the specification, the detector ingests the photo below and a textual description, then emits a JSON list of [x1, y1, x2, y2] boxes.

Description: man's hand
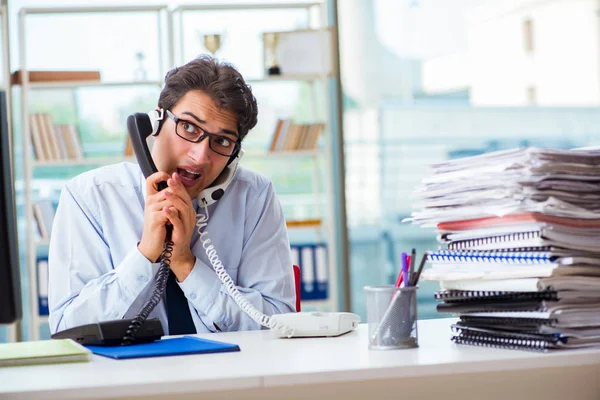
[[163, 173, 197, 281], [138, 172, 197, 281], [138, 171, 174, 263]]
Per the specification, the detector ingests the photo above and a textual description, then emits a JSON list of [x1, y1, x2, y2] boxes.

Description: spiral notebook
[[428, 249, 600, 265], [434, 289, 600, 303], [444, 229, 600, 253], [429, 249, 558, 264], [451, 324, 600, 351], [421, 263, 600, 281], [456, 316, 600, 335], [439, 276, 600, 292], [436, 299, 600, 314], [434, 290, 559, 302]]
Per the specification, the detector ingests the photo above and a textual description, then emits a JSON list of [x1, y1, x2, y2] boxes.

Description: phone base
[[51, 318, 164, 346]]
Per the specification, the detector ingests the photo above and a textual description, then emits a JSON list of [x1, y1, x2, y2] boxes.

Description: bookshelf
[[17, 5, 171, 341], [23, 80, 164, 90], [0, 4, 19, 343], [171, 1, 344, 312]]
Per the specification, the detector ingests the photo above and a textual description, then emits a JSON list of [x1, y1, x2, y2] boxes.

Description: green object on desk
[[0, 339, 91, 367]]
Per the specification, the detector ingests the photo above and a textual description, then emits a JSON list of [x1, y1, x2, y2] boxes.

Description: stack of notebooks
[[410, 147, 600, 351]]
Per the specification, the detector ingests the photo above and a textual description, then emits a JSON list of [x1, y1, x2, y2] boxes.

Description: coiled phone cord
[[122, 231, 174, 345], [196, 205, 295, 338], [123, 203, 295, 344]]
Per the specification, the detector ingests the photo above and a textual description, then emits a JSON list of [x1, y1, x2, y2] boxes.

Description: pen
[[401, 252, 409, 288], [405, 255, 411, 287], [408, 248, 416, 286], [394, 269, 404, 288], [409, 251, 429, 287]]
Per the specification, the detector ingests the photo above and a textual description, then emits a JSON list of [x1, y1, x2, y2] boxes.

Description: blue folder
[[86, 336, 240, 360]]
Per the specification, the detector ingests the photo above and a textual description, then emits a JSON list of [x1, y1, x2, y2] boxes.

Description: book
[[435, 290, 560, 302], [0, 339, 91, 367], [438, 212, 600, 232], [37, 256, 49, 316], [124, 135, 133, 156], [456, 316, 600, 336], [439, 276, 600, 292], [442, 228, 600, 253], [458, 314, 600, 331], [430, 249, 557, 264], [86, 336, 240, 360], [434, 289, 600, 303], [11, 70, 101, 85], [32, 200, 56, 240], [428, 249, 600, 266], [268, 118, 285, 151], [436, 299, 600, 315], [421, 263, 600, 281]]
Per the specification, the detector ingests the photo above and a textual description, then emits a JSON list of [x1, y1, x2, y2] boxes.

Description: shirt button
[[190, 293, 197, 300], [139, 275, 148, 282]]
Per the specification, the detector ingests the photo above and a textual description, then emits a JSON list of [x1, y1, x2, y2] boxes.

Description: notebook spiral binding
[[451, 325, 559, 351], [434, 290, 559, 302], [447, 231, 543, 251], [429, 249, 554, 264], [459, 316, 557, 327], [451, 334, 551, 352]]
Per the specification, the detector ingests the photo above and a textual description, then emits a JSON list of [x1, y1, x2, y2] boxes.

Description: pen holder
[[364, 285, 418, 350]]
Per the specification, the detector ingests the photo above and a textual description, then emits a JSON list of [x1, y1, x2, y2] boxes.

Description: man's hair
[[158, 55, 258, 142]]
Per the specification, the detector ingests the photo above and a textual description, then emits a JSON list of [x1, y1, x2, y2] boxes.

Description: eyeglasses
[[166, 110, 240, 157]]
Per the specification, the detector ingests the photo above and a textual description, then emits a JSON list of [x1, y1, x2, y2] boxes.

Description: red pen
[[394, 271, 404, 288]]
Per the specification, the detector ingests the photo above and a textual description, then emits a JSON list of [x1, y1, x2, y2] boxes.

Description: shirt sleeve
[[178, 181, 296, 332], [48, 184, 159, 334]]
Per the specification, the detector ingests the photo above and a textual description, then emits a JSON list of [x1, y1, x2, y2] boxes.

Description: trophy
[[202, 33, 222, 57], [264, 32, 281, 76]]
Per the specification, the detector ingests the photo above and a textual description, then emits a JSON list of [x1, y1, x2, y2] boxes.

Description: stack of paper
[[411, 147, 600, 226], [410, 147, 600, 351]]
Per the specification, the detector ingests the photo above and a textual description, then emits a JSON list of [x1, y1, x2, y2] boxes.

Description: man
[[48, 55, 296, 335]]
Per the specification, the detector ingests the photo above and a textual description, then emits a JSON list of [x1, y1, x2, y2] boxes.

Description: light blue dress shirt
[[48, 162, 296, 335]]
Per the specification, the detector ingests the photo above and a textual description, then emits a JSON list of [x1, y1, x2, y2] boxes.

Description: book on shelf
[[290, 243, 328, 300], [33, 200, 56, 241], [29, 113, 83, 161], [11, 70, 101, 85], [124, 135, 133, 157], [0, 339, 91, 367], [37, 256, 49, 316], [268, 118, 323, 151], [286, 218, 322, 228]]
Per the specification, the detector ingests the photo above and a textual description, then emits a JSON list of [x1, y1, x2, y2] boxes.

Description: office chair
[[293, 265, 301, 312]]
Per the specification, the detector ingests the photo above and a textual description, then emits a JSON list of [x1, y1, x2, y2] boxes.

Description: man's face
[[151, 90, 239, 200]]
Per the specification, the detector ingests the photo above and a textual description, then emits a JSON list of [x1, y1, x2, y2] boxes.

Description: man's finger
[[146, 171, 172, 196], [167, 173, 193, 206], [164, 207, 185, 240]]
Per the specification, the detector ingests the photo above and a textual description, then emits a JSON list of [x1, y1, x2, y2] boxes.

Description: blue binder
[[87, 336, 240, 360]]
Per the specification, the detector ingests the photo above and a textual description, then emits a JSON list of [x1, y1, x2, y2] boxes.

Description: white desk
[[1, 318, 599, 400]]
